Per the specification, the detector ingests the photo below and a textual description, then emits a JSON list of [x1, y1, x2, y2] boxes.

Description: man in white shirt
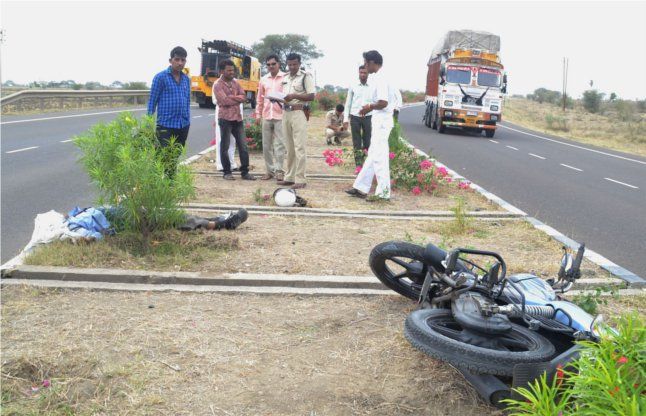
[[344, 65, 373, 166], [345, 50, 397, 201]]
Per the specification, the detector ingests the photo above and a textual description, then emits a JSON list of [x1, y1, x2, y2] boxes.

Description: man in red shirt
[[213, 60, 256, 181]]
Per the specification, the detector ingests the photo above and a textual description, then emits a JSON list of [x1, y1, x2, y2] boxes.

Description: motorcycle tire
[[369, 241, 427, 300], [404, 309, 555, 376]]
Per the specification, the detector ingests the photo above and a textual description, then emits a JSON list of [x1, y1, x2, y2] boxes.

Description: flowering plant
[[243, 117, 262, 151]]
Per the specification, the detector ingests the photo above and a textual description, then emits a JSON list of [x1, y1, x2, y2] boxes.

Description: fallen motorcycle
[[369, 240, 601, 407]]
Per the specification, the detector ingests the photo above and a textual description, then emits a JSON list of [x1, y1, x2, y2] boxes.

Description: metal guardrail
[[1, 90, 150, 111]]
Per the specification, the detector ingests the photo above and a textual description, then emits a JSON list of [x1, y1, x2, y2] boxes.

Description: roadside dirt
[[1, 286, 500, 415]]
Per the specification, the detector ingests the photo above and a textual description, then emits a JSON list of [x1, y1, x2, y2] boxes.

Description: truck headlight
[[444, 111, 453, 117], [490, 115, 498, 121], [490, 105, 499, 111], [444, 100, 453, 107]]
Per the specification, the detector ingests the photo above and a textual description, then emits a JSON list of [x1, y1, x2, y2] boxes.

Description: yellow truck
[[191, 39, 261, 109]]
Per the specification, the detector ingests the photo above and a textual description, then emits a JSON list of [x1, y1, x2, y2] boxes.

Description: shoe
[[326, 138, 332, 145], [275, 172, 284, 181], [232, 167, 240, 172], [334, 138, 342, 145], [241, 173, 256, 181], [216, 208, 249, 230], [277, 180, 295, 186], [291, 183, 306, 189], [345, 188, 367, 198], [223, 174, 235, 180], [260, 173, 274, 180]]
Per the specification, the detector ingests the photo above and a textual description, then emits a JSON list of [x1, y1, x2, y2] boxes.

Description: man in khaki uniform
[[325, 104, 351, 145], [276, 53, 315, 189]]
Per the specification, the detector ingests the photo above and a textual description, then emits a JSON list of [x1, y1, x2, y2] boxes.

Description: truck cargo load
[[423, 30, 507, 138]]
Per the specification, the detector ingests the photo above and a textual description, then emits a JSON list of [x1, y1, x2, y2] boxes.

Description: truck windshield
[[446, 68, 471, 85], [477, 70, 501, 87]]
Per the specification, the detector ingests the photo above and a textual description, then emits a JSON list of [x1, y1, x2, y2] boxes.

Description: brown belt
[[284, 104, 304, 111]]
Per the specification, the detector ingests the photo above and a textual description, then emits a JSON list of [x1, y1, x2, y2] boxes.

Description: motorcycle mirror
[[558, 246, 571, 280], [487, 262, 501, 287], [445, 249, 459, 274]]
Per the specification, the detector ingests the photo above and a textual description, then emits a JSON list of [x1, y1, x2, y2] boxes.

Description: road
[[1, 106, 220, 263], [398, 105, 646, 277], [2, 105, 645, 278]]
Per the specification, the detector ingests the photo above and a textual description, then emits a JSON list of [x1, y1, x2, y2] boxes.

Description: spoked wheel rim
[[427, 315, 541, 352]]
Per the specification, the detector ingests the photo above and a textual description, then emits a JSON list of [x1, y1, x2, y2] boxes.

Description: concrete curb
[[1, 265, 627, 293], [400, 136, 646, 287], [184, 203, 519, 218], [0, 279, 396, 296]]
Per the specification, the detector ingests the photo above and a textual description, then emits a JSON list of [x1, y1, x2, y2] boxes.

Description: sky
[[1, 0, 646, 99]]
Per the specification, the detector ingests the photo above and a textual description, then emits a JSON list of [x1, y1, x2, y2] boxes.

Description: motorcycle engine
[[452, 293, 512, 335]]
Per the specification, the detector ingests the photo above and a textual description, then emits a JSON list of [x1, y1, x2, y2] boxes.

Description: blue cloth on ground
[[66, 206, 114, 240]]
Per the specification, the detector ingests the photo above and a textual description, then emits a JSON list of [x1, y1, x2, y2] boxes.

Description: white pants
[[353, 117, 393, 199], [214, 105, 239, 170]]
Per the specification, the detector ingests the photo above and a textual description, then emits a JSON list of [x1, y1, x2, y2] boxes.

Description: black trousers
[[218, 119, 249, 175], [156, 125, 190, 177], [350, 115, 372, 166]]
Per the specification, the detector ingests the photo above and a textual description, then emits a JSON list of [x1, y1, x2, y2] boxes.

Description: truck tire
[[438, 118, 446, 133], [485, 129, 495, 138], [432, 107, 438, 130]]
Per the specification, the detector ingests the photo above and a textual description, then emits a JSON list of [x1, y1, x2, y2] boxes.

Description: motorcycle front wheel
[[369, 241, 427, 300], [404, 309, 555, 376]]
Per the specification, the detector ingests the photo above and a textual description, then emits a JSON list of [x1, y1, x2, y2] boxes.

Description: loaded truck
[[191, 39, 261, 108], [423, 30, 507, 138]]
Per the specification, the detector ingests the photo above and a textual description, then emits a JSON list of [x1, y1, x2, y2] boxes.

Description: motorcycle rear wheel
[[369, 241, 427, 300], [404, 309, 555, 376]]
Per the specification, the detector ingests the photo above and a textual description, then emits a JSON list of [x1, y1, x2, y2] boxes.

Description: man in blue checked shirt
[[147, 46, 191, 176]]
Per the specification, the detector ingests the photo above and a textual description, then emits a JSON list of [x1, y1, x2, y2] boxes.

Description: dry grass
[[504, 98, 646, 157], [25, 215, 607, 280], [1, 286, 500, 415]]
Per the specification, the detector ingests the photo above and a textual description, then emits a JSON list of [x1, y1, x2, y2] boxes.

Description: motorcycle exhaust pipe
[[458, 368, 510, 409]]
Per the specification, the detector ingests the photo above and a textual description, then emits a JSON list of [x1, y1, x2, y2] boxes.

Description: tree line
[[2, 80, 148, 90]]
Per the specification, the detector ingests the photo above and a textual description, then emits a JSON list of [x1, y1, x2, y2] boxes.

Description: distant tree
[[531, 88, 561, 105], [609, 92, 617, 101], [637, 100, 646, 113], [614, 100, 636, 122], [71, 83, 83, 90], [123, 81, 148, 90], [251, 34, 323, 69], [110, 80, 124, 89], [582, 89, 605, 113], [60, 80, 77, 88], [29, 81, 44, 88], [2, 80, 16, 87], [46, 81, 61, 88], [84, 81, 103, 90], [323, 84, 335, 92]]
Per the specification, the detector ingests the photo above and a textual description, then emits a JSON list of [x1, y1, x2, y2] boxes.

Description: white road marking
[[60, 139, 74, 143], [6, 146, 39, 154], [604, 178, 639, 189], [506, 145, 518, 151], [529, 153, 546, 160], [499, 124, 646, 166], [560, 163, 583, 172], [0, 108, 147, 125], [489, 139, 499, 144], [192, 115, 202, 119]]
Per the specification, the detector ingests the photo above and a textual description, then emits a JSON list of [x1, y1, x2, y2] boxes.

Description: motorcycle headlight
[[444, 111, 453, 117], [490, 115, 498, 121], [444, 100, 453, 107], [490, 105, 499, 111]]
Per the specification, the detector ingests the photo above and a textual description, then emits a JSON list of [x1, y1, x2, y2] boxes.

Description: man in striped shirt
[[147, 46, 191, 177]]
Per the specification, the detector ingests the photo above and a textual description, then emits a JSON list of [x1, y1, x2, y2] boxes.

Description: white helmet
[[273, 188, 297, 207]]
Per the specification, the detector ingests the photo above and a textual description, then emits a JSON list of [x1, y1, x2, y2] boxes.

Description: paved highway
[[399, 105, 646, 277], [1, 106, 220, 263], [2, 105, 644, 278]]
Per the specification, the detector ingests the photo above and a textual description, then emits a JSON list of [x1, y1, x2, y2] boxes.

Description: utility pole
[[562, 57, 569, 112]]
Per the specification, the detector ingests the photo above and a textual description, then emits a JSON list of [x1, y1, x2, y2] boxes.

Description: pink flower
[[362, 149, 368, 154], [246, 137, 253, 143], [389, 152, 396, 160], [245, 123, 251, 129], [458, 181, 471, 189], [445, 177, 453, 183], [617, 356, 628, 365], [420, 160, 433, 170], [354, 165, 362, 174], [411, 186, 422, 196], [437, 167, 448, 177], [209, 139, 216, 146], [42, 380, 51, 388], [416, 173, 425, 183]]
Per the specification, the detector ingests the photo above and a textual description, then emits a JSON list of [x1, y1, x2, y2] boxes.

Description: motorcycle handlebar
[[445, 248, 507, 279]]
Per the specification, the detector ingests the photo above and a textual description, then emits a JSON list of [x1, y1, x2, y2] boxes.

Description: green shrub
[[74, 113, 194, 241], [244, 116, 263, 151], [504, 313, 645, 415], [582, 89, 605, 113], [545, 114, 569, 131]]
